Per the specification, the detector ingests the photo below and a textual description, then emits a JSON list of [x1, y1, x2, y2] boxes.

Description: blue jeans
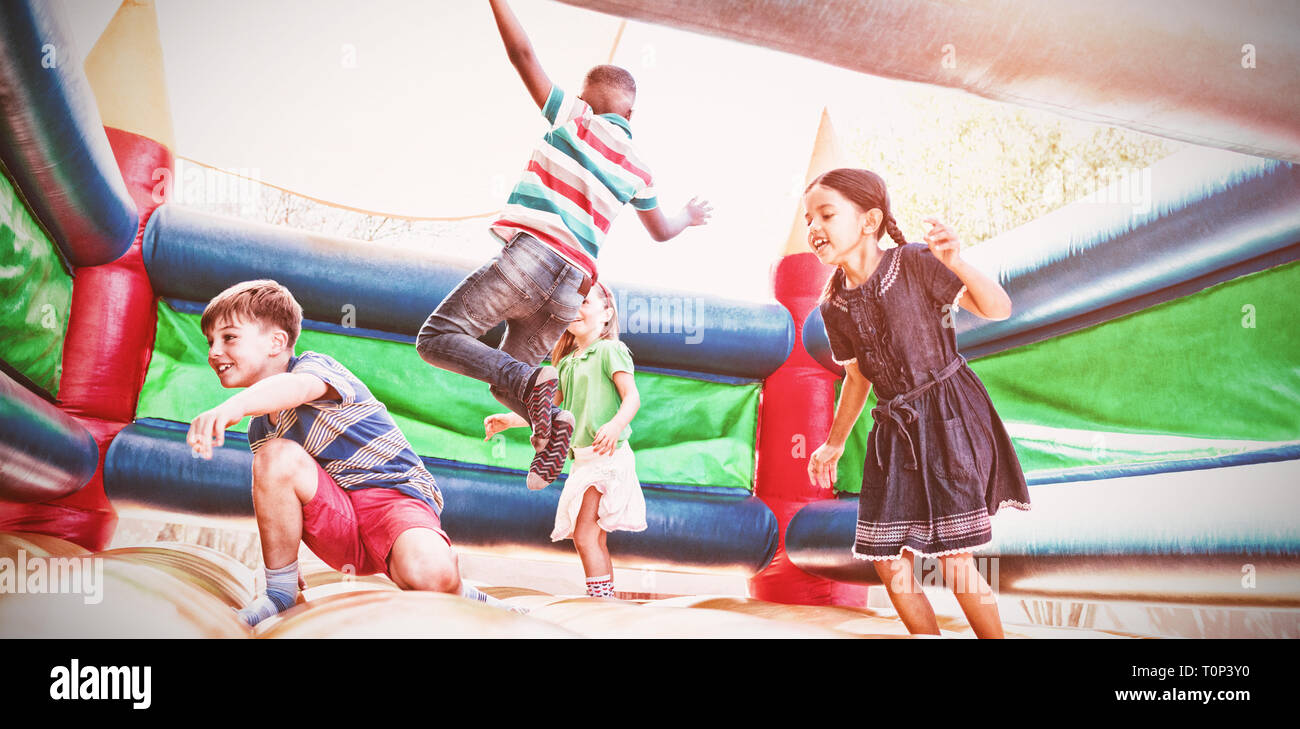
[[416, 233, 587, 420]]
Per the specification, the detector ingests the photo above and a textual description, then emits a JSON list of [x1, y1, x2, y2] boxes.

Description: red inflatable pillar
[[0, 0, 175, 550], [748, 111, 868, 606]]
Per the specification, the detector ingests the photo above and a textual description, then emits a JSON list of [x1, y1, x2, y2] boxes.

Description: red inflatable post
[[0, 0, 175, 550], [748, 111, 868, 606]]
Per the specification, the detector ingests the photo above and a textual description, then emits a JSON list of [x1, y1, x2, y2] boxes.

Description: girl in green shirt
[[484, 283, 646, 599]]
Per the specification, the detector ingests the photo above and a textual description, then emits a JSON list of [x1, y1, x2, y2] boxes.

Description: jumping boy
[[188, 279, 506, 626], [416, 0, 711, 490]]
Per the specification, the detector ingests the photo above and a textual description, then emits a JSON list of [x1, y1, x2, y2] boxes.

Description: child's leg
[[374, 502, 518, 610], [239, 438, 320, 625], [496, 295, 583, 424], [938, 553, 1004, 639], [386, 528, 461, 593], [871, 551, 941, 635], [415, 256, 542, 422], [496, 286, 584, 489], [250, 439, 319, 567], [416, 235, 585, 429], [572, 486, 614, 597]]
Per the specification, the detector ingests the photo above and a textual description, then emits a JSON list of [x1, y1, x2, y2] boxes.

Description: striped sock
[[585, 574, 614, 598], [460, 582, 529, 614], [460, 582, 497, 604], [237, 560, 299, 626]]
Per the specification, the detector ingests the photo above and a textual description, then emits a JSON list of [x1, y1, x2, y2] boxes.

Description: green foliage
[[841, 87, 1181, 246]]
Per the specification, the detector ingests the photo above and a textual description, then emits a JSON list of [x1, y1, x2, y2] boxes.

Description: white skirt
[[551, 442, 647, 541]]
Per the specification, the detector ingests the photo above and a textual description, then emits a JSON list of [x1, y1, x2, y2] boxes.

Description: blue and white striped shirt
[[247, 352, 443, 513]]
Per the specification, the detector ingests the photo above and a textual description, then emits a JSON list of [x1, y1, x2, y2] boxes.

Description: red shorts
[[301, 463, 451, 578]]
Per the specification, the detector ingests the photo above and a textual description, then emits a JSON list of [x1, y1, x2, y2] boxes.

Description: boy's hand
[[591, 422, 620, 456], [685, 197, 713, 227], [923, 217, 961, 268], [188, 402, 244, 460], [637, 199, 712, 241]]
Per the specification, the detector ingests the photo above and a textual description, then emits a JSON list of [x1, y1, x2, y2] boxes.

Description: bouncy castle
[[1, 0, 1297, 638]]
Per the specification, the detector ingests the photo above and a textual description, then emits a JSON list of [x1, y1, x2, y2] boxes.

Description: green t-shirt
[[556, 338, 635, 451]]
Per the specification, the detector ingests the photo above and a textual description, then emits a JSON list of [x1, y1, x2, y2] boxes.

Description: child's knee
[[938, 553, 974, 573], [253, 439, 313, 485], [398, 557, 460, 593], [872, 557, 916, 589], [573, 524, 603, 552], [390, 533, 460, 593], [414, 327, 439, 359]]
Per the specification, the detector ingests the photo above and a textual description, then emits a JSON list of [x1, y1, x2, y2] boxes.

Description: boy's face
[[205, 315, 290, 388]]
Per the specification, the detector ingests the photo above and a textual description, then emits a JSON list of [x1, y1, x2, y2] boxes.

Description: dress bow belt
[[869, 355, 966, 471]]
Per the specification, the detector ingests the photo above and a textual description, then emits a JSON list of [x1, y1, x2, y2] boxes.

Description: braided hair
[[805, 168, 907, 301]]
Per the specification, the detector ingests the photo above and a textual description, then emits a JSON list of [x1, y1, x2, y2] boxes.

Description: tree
[[844, 85, 1179, 247]]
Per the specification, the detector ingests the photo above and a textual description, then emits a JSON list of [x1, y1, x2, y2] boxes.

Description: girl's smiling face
[[567, 287, 613, 340], [804, 184, 884, 265]]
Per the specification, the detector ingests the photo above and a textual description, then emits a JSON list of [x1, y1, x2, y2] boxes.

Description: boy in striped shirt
[[188, 280, 507, 625], [417, 0, 711, 490]]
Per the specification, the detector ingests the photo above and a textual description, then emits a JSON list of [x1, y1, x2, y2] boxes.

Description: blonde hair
[[550, 282, 620, 365], [201, 279, 303, 347]]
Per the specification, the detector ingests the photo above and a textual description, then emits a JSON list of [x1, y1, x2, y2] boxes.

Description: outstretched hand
[[483, 413, 514, 441], [685, 197, 713, 227], [923, 217, 962, 268], [187, 403, 243, 460]]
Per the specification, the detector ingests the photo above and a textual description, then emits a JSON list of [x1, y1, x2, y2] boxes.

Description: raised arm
[[188, 373, 335, 459], [635, 197, 713, 242], [923, 217, 1012, 321], [489, 0, 552, 110]]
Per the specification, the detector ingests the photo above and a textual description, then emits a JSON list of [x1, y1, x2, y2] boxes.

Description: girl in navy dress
[[805, 168, 1031, 638]]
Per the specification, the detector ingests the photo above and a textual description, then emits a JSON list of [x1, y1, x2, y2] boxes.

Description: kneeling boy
[[187, 279, 501, 625]]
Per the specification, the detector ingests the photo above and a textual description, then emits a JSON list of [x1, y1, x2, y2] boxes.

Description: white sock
[[460, 581, 528, 614], [585, 574, 614, 598]]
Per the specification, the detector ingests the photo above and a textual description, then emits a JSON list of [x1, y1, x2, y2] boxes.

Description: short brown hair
[[200, 279, 303, 347]]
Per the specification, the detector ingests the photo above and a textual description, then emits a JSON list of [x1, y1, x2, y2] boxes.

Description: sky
[[55, 0, 1112, 303]]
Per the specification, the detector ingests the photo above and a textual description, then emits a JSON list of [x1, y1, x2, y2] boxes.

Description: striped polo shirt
[[491, 85, 659, 276], [247, 352, 443, 514]]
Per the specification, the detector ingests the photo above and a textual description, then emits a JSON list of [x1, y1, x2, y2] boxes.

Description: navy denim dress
[[820, 243, 1031, 561]]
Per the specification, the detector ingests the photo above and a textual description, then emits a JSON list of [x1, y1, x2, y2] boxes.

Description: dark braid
[[883, 216, 907, 247]]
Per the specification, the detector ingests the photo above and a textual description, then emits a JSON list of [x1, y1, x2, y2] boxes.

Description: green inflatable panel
[[0, 170, 72, 395], [137, 302, 759, 490], [836, 261, 1300, 493]]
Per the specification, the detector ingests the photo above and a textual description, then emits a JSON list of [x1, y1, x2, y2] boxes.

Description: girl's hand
[[923, 218, 961, 269], [187, 402, 244, 460], [807, 441, 845, 491], [483, 413, 516, 441], [592, 421, 620, 456]]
